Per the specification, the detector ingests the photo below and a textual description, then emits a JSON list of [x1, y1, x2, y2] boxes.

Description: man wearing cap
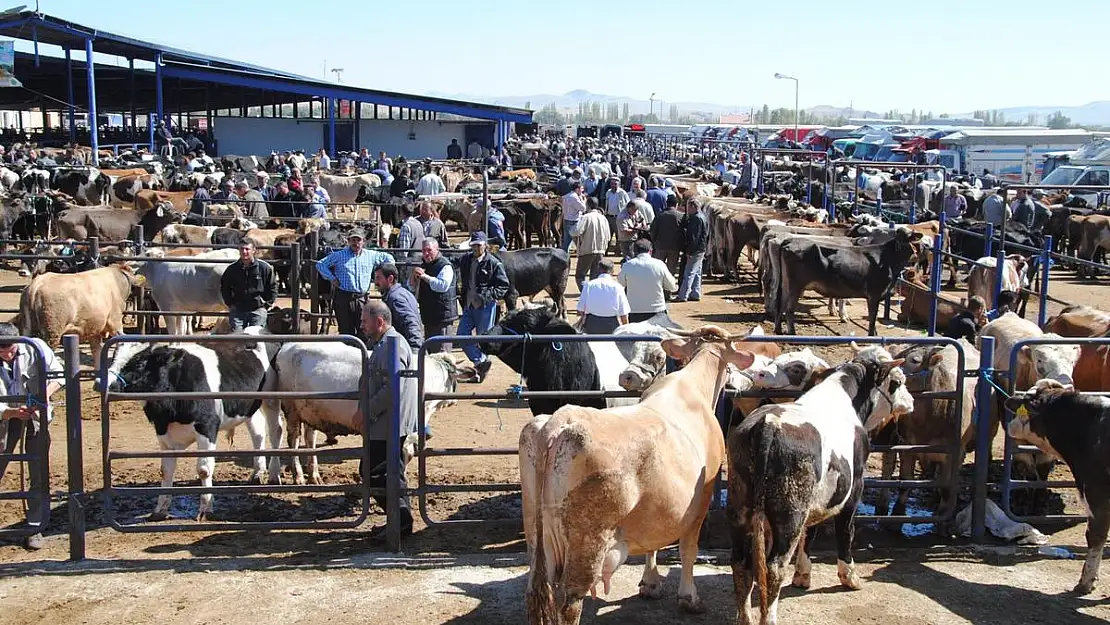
[[252, 171, 273, 202], [316, 229, 395, 340], [190, 176, 215, 216], [233, 180, 269, 220], [456, 232, 509, 382]]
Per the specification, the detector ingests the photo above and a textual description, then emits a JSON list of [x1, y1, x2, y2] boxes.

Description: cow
[[16, 264, 144, 371], [317, 173, 381, 204], [495, 247, 570, 318], [109, 173, 164, 207], [0, 192, 36, 247], [1077, 214, 1110, 279], [879, 340, 979, 519], [1044, 305, 1110, 338], [980, 312, 1081, 490], [56, 204, 183, 243], [156, 224, 218, 245], [480, 304, 636, 417], [727, 346, 913, 625], [134, 247, 238, 335], [103, 327, 280, 521], [614, 321, 685, 392], [727, 346, 830, 425], [520, 326, 763, 623], [20, 168, 51, 194], [1004, 379, 1110, 594], [770, 228, 923, 335], [966, 254, 1029, 313], [52, 169, 111, 205], [135, 189, 193, 212], [895, 268, 965, 329], [262, 343, 461, 485]]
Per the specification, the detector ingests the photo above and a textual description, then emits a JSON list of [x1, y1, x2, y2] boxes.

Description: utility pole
[[331, 68, 344, 84]]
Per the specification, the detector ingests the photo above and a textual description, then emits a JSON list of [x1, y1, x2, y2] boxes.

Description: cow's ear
[[928, 352, 945, 368], [661, 337, 693, 361], [156, 206, 164, 217]]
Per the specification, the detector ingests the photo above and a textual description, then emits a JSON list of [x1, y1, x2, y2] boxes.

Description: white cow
[[317, 172, 381, 204], [134, 247, 237, 335]]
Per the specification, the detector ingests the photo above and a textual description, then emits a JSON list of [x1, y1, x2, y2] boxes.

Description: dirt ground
[[0, 239, 1109, 624]]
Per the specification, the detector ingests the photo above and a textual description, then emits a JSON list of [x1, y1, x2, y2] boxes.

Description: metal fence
[[754, 148, 830, 211], [830, 160, 947, 225]]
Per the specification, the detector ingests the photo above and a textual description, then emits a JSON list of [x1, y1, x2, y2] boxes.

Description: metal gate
[[98, 333, 401, 543]]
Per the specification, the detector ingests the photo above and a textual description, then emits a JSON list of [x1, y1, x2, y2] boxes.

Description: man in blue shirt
[[316, 228, 395, 340], [645, 177, 667, 217]]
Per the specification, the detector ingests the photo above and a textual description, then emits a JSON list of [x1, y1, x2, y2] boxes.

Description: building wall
[[214, 116, 496, 159]]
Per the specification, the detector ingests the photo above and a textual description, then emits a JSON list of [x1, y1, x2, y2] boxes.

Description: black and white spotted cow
[[1005, 379, 1110, 595], [104, 327, 280, 521], [726, 346, 914, 625]]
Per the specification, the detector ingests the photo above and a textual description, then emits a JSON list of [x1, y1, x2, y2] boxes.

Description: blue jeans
[[456, 302, 498, 364], [679, 252, 705, 300], [560, 220, 578, 253]]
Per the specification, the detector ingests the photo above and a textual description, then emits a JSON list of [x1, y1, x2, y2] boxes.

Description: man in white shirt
[[572, 199, 610, 290], [618, 238, 678, 325], [318, 149, 331, 171], [560, 182, 588, 253], [604, 178, 629, 254], [576, 259, 630, 334], [415, 166, 446, 197]]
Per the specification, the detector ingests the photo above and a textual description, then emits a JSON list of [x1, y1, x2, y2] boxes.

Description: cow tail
[[526, 449, 556, 624], [752, 420, 776, 617]]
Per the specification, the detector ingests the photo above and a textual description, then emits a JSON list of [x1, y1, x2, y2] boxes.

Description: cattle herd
[[1, 134, 1109, 623]]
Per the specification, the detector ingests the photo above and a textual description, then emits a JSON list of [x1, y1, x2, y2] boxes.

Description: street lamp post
[[649, 92, 656, 121], [774, 73, 799, 142]]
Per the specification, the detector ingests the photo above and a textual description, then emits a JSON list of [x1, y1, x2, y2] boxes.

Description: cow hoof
[[195, 512, 208, 522], [308, 474, 324, 486], [1073, 580, 1096, 595], [791, 571, 811, 589], [294, 475, 307, 486], [249, 471, 265, 485], [148, 510, 169, 522], [837, 562, 863, 590], [638, 580, 664, 600], [267, 474, 282, 486], [677, 595, 705, 614]]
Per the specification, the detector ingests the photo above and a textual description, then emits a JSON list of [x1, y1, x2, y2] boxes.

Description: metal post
[[84, 38, 99, 166], [883, 221, 894, 321], [971, 336, 995, 543], [1039, 235, 1052, 327], [134, 225, 145, 252], [876, 194, 883, 218], [155, 52, 164, 127], [65, 49, 76, 143], [928, 230, 944, 336], [289, 242, 302, 332], [386, 335, 403, 552], [993, 248, 1005, 312], [983, 223, 994, 258], [482, 171, 490, 238], [63, 335, 85, 561], [129, 58, 136, 135], [327, 97, 336, 158]]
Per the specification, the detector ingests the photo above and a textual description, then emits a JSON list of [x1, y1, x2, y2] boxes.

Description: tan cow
[[520, 325, 757, 624], [1043, 304, 1110, 338], [317, 172, 380, 204], [136, 189, 192, 212], [16, 264, 143, 370]]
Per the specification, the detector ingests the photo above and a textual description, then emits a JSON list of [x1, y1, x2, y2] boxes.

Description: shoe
[[369, 515, 414, 545], [23, 533, 43, 551], [689, 297, 701, 302], [474, 359, 492, 382], [673, 298, 687, 303]]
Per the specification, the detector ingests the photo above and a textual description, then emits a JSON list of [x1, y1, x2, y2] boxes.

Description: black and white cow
[[104, 328, 280, 521], [20, 167, 50, 194], [726, 346, 913, 625], [52, 169, 111, 205], [1005, 379, 1110, 595]]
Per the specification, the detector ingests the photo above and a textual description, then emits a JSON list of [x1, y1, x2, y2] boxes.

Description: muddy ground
[[0, 239, 1108, 624]]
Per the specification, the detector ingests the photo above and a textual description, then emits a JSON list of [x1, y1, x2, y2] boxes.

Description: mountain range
[[424, 89, 1110, 126]]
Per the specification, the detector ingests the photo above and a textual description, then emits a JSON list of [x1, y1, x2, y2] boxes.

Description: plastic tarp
[[1072, 138, 1110, 163]]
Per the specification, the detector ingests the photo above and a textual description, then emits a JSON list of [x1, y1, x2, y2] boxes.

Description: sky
[[9, 0, 1109, 114]]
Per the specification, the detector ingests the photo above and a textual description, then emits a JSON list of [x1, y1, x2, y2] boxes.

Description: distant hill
[[964, 101, 1110, 126]]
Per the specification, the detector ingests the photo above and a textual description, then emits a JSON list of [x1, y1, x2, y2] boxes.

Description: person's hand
[[2, 407, 34, 421], [412, 267, 425, 279]]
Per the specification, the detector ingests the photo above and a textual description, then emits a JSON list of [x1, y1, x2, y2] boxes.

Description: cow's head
[[480, 304, 572, 372], [847, 344, 914, 432], [1019, 335, 1080, 386], [750, 348, 830, 391], [617, 342, 667, 392], [103, 343, 173, 394], [660, 325, 755, 370], [1003, 379, 1073, 460]]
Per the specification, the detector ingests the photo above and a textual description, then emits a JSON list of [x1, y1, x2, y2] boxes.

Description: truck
[[927, 128, 1089, 182], [1038, 138, 1110, 206]]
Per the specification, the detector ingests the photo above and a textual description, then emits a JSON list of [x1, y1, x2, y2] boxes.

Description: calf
[[495, 247, 570, 318], [895, 268, 965, 329], [1005, 380, 1110, 594], [52, 169, 111, 205], [727, 347, 913, 625], [966, 254, 1028, 313], [104, 329, 280, 520]]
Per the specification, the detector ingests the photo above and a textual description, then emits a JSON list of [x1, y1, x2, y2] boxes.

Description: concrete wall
[[213, 116, 495, 159]]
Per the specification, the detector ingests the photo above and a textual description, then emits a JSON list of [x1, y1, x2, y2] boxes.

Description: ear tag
[[1016, 405, 1029, 418]]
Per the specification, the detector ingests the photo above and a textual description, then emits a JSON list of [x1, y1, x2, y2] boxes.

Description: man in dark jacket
[[447, 139, 463, 160], [456, 231, 509, 382], [219, 241, 276, 331], [374, 264, 424, 351], [190, 176, 215, 216], [411, 238, 457, 353], [268, 181, 297, 224], [676, 199, 708, 302], [649, 194, 685, 275], [944, 296, 986, 343]]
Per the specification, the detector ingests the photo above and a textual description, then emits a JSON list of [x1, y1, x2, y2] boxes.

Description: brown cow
[[16, 264, 144, 370], [1077, 214, 1110, 278], [136, 189, 193, 212], [1043, 305, 1110, 337], [895, 268, 965, 329], [109, 173, 164, 207]]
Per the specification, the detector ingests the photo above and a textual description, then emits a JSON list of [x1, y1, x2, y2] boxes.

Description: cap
[[469, 231, 488, 245], [348, 228, 366, 240]]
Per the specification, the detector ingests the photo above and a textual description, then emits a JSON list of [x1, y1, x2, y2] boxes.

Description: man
[[467, 140, 483, 160], [604, 177, 630, 251], [944, 295, 986, 343], [252, 171, 273, 202], [316, 228, 395, 339], [982, 187, 1010, 227], [560, 181, 588, 253], [317, 148, 331, 172], [359, 301, 417, 541], [411, 238, 457, 353], [447, 138, 463, 160], [650, 194, 685, 275], [980, 168, 998, 189], [156, 120, 187, 154], [1011, 188, 1036, 229], [646, 177, 667, 217], [676, 198, 708, 302], [396, 203, 425, 286], [219, 241, 276, 331], [583, 168, 600, 196], [555, 169, 575, 197], [212, 179, 234, 202], [269, 180, 296, 223], [738, 153, 755, 193], [300, 183, 328, 219], [376, 151, 393, 173], [485, 200, 506, 248], [419, 201, 449, 248], [415, 165, 446, 197], [0, 322, 64, 550], [616, 200, 648, 259], [619, 238, 678, 325], [914, 175, 930, 215], [576, 259, 630, 334], [233, 180, 269, 220], [1031, 190, 1053, 232], [374, 264, 424, 351], [943, 185, 967, 219], [190, 176, 215, 216], [572, 198, 610, 290], [456, 232, 509, 383]]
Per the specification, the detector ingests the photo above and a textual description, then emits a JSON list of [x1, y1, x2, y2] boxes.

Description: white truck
[[1038, 138, 1110, 206], [925, 128, 1089, 183]]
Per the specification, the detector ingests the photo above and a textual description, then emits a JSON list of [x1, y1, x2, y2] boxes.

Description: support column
[[85, 38, 99, 166], [154, 51, 164, 125], [327, 97, 336, 156], [495, 120, 505, 154], [65, 49, 75, 143], [354, 100, 361, 150], [128, 58, 136, 133]]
